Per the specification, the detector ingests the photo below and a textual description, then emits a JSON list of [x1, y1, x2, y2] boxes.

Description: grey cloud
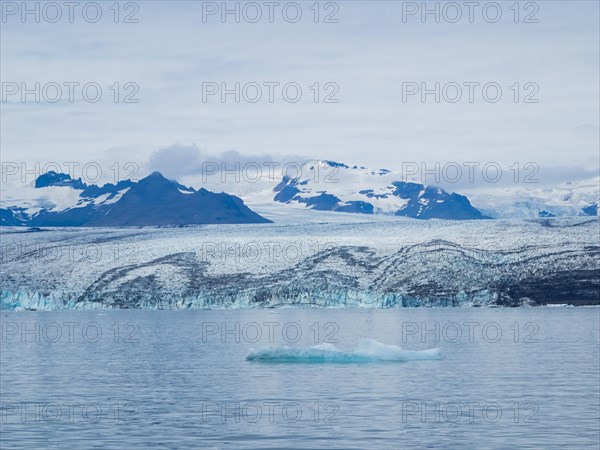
[[146, 143, 309, 180]]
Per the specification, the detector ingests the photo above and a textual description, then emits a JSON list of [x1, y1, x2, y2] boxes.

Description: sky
[[1, 0, 599, 188]]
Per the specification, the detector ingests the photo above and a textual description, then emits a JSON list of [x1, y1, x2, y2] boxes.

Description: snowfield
[[1, 217, 598, 310]]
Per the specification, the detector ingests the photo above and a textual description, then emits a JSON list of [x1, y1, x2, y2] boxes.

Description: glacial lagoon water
[[1, 308, 599, 449]]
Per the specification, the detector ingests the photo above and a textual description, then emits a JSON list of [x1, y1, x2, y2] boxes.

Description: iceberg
[[246, 339, 442, 363]]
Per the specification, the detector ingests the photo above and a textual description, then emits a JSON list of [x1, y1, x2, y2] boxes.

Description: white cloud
[[1, 1, 598, 176]]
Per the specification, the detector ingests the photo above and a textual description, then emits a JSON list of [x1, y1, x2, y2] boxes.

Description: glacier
[[1, 218, 598, 310]]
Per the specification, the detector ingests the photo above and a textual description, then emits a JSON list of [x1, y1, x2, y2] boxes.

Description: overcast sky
[[1, 1, 598, 186]]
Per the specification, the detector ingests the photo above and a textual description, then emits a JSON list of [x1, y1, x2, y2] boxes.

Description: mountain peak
[[138, 171, 196, 194], [144, 171, 169, 180], [137, 171, 176, 186], [309, 160, 349, 169], [35, 171, 86, 189]]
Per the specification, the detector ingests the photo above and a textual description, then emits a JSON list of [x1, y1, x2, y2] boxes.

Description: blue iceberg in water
[[246, 338, 441, 363]]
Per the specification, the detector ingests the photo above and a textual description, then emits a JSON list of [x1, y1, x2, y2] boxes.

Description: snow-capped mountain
[[272, 161, 489, 220], [0, 171, 271, 226], [463, 178, 599, 219], [2, 162, 597, 226], [265, 160, 599, 220]]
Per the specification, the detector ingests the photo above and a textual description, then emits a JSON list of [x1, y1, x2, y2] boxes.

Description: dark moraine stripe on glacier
[[503, 269, 600, 306]]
